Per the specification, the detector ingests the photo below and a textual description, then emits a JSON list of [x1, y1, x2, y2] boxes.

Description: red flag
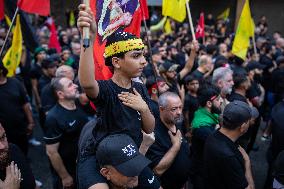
[[0, 0, 4, 20], [139, 0, 149, 20], [46, 17, 61, 53], [195, 12, 205, 39], [90, 0, 143, 80], [17, 0, 50, 16]]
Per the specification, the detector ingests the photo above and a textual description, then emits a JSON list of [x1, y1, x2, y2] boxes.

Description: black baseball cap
[[96, 134, 151, 177], [159, 60, 179, 73], [246, 61, 266, 72], [223, 100, 259, 125]]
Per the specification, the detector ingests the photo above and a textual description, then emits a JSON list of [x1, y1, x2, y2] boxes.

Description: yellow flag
[[217, 7, 230, 20], [69, 11, 75, 27], [5, 15, 12, 27], [162, 0, 187, 22], [3, 15, 23, 77], [164, 18, 172, 34], [232, 0, 255, 60]]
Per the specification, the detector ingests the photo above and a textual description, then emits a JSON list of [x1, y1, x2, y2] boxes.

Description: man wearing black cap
[[204, 100, 259, 189], [96, 134, 160, 189]]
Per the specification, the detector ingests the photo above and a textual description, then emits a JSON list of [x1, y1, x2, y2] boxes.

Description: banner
[[18, 0, 50, 16], [232, 0, 255, 60], [90, 0, 144, 80], [195, 12, 204, 39]]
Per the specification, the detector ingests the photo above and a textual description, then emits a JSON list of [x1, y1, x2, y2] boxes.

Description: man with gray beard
[[146, 92, 192, 189], [212, 67, 234, 111]]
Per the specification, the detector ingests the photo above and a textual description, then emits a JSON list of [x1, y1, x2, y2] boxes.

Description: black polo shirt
[[44, 102, 88, 176], [89, 80, 152, 147], [204, 131, 248, 189], [146, 119, 192, 189]]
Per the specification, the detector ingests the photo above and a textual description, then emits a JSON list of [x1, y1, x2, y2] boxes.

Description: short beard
[[0, 151, 10, 170], [211, 104, 222, 115]]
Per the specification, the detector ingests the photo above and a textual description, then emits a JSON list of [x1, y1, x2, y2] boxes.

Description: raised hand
[[77, 4, 97, 41]]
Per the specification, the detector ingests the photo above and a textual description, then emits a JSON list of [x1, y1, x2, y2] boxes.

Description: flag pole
[[0, 7, 19, 58], [186, 0, 196, 41], [139, 0, 160, 96]]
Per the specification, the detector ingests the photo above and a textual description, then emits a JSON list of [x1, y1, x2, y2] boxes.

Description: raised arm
[[77, 4, 100, 99], [179, 40, 199, 80]]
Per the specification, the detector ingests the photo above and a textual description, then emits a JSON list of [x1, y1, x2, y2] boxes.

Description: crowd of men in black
[[0, 4, 284, 189]]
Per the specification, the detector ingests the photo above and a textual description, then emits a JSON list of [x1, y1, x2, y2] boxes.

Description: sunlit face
[[157, 81, 169, 94], [58, 78, 79, 100], [220, 73, 234, 95], [118, 49, 147, 78], [102, 166, 139, 188], [160, 96, 183, 125]]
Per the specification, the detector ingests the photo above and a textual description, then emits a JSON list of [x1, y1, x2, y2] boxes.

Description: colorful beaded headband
[[104, 39, 145, 58]]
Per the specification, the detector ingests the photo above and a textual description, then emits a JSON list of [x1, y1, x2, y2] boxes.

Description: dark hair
[[50, 77, 64, 100], [222, 116, 247, 130], [184, 74, 198, 85], [104, 31, 140, 66], [233, 74, 248, 89], [197, 84, 220, 107]]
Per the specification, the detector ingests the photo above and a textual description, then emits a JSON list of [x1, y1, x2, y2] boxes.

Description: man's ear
[[112, 57, 121, 69], [100, 167, 111, 180]]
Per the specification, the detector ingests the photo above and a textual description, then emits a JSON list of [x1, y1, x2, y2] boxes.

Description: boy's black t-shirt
[[89, 80, 152, 146], [29, 63, 42, 80], [0, 144, 36, 189], [0, 78, 29, 138], [44, 102, 88, 176]]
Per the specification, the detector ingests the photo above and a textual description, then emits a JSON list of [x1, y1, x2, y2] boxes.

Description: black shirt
[[29, 62, 42, 80], [0, 78, 29, 138], [0, 144, 36, 189], [146, 119, 192, 189], [183, 93, 199, 125], [44, 102, 88, 176], [40, 83, 57, 113], [270, 100, 284, 159], [204, 131, 248, 189], [228, 92, 247, 103], [89, 80, 152, 146], [38, 74, 51, 94]]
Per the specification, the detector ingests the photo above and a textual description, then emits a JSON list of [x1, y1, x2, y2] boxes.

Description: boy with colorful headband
[[77, 4, 158, 189]]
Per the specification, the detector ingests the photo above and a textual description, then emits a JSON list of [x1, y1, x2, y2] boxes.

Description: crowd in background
[[0, 7, 284, 189]]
